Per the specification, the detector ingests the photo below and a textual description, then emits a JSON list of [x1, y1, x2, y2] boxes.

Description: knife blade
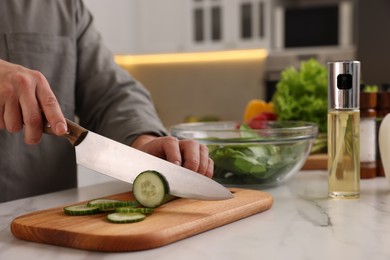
[[44, 119, 233, 200]]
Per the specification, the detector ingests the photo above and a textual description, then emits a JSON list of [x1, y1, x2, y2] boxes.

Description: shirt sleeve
[[73, 0, 167, 145]]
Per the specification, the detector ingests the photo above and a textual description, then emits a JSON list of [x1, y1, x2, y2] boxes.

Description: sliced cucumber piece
[[133, 170, 176, 208], [115, 206, 154, 214], [64, 204, 100, 216], [87, 199, 139, 211], [107, 212, 146, 223]]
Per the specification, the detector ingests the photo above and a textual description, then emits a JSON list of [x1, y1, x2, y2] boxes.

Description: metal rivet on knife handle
[[43, 118, 89, 147]]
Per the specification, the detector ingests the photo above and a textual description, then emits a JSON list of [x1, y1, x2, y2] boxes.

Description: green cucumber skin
[[158, 194, 177, 206], [63, 205, 100, 216], [107, 213, 146, 223], [115, 207, 155, 214], [87, 199, 139, 211], [133, 170, 176, 208]]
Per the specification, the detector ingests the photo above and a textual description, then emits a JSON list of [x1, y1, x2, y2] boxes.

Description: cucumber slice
[[133, 170, 176, 208], [64, 204, 100, 216], [115, 206, 154, 214], [87, 199, 139, 211], [107, 212, 146, 223]]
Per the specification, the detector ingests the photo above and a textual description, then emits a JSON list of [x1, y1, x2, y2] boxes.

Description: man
[[0, 0, 213, 202]]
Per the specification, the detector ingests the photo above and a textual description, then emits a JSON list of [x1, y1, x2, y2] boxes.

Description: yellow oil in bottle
[[328, 110, 360, 199]]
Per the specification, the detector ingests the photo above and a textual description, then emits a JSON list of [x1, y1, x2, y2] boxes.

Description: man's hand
[[132, 135, 214, 178], [0, 59, 67, 144]]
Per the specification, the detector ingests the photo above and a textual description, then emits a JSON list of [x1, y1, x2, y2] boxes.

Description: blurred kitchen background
[[78, 0, 389, 186]]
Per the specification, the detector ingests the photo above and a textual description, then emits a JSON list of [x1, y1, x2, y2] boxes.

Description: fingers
[[3, 91, 23, 133], [34, 71, 67, 136], [0, 60, 66, 144], [18, 71, 44, 144], [180, 140, 209, 175], [165, 138, 214, 178], [161, 137, 183, 166], [205, 158, 214, 178], [0, 104, 4, 129], [133, 135, 214, 178]]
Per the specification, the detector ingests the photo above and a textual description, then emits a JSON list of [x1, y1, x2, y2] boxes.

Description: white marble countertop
[[1, 170, 390, 260]]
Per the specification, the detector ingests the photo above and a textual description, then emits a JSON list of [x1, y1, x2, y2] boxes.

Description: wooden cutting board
[[302, 154, 328, 170], [11, 188, 272, 252]]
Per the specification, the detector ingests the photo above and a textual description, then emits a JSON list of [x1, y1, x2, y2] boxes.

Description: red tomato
[[247, 112, 278, 129], [248, 120, 268, 129]]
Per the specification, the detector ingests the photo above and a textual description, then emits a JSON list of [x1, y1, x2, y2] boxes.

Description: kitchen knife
[[43, 119, 233, 200]]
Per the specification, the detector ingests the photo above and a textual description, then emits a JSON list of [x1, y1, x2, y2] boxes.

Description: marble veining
[[1, 170, 390, 260], [297, 199, 332, 227]]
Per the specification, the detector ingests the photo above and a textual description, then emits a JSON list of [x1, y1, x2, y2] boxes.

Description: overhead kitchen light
[[115, 49, 268, 66]]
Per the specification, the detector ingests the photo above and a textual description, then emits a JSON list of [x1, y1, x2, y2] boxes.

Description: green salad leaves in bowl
[[170, 121, 318, 188]]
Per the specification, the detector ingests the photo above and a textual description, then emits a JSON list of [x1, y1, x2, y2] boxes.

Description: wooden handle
[[43, 118, 88, 146]]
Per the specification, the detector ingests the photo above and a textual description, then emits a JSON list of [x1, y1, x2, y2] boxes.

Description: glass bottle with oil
[[327, 61, 360, 199]]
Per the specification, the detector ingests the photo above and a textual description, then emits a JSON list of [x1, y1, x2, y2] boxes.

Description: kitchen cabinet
[[84, 0, 188, 54], [185, 0, 228, 52], [187, 0, 272, 52], [84, 0, 271, 54], [133, 0, 272, 53]]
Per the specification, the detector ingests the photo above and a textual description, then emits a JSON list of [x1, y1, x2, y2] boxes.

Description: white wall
[[83, 0, 136, 54]]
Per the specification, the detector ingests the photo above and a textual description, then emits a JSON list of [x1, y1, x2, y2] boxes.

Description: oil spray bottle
[[328, 61, 360, 199]]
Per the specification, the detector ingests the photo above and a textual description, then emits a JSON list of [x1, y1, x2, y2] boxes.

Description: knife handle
[[43, 118, 88, 146]]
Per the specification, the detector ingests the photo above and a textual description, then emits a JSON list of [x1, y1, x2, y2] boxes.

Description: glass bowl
[[170, 121, 318, 188]]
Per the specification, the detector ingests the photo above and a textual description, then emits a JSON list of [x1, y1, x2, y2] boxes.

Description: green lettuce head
[[272, 59, 328, 133]]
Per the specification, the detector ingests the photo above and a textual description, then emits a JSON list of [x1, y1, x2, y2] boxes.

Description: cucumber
[[133, 170, 176, 208], [115, 206, 154, 214], [87, 199, 139, 211], [63, 204, 100, 216], [107, 212, 146, 223]]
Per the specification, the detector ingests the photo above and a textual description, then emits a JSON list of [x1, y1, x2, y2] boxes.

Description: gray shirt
[[0, 0, 167, 202]]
